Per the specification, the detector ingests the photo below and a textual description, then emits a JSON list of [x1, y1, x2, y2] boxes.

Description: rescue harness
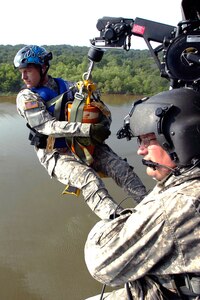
[[28, 76, 110, 158]]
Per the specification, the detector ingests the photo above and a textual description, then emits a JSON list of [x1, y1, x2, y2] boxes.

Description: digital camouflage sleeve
[[85, 167, 200, 289]]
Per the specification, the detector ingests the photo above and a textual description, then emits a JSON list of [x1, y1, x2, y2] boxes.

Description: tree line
[[0, 44, 170, 95]]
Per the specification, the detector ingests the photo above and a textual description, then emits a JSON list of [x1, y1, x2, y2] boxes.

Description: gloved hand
[[90, 123, 111, 144]]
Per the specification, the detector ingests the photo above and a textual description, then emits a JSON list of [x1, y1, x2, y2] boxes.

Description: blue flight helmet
[[14, 45, 52, 69], [128, 88, 200, 167]]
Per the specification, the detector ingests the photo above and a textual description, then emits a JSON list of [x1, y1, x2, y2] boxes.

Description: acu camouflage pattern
[[16, 77, 146, 219], [84, 167, 200, 299]]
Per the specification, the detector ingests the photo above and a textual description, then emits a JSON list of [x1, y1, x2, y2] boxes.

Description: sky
[[1, 0, 183, 49]]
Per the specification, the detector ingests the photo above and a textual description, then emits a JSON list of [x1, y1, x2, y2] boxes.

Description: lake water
[[0, 95, 154, 300]]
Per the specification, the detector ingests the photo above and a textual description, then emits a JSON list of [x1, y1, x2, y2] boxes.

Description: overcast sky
[[1, 0, 182, 49]]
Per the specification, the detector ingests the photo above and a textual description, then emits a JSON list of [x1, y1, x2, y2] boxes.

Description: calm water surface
[[0, 95, 154, 300]]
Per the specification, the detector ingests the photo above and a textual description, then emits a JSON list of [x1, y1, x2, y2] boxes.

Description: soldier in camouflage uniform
[[84, 88, 200, 299], [14, 45, 146, 219]]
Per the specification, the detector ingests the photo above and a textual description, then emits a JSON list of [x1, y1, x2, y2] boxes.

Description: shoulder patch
[[24, 100, 39, 110]]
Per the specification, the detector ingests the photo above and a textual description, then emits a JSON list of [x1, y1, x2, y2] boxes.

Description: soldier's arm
[[16, 89, 91, 138]]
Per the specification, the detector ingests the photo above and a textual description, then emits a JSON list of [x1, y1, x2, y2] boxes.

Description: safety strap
[[62, 92, 93, 196], [66, 92, 93, 165], [26, 123, 48, 148], [68, 92, 85, 122], [45, 92, 67, 120]]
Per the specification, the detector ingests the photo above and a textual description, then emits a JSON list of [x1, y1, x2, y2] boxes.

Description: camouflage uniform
[[16, 77, 146, 219], [84, 167, 200, 299]]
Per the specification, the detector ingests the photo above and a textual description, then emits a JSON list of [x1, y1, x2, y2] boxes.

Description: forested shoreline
[[0, 44, 170, 95]]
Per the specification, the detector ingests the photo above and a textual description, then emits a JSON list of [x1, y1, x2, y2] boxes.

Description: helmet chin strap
[[39, 64, 49, 86], [142, 159, 181, 176]]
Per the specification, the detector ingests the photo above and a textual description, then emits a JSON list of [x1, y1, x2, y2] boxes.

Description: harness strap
[[66, 92, 93, 165], [69, 92, 85, 122], [45, 92, 69, 120], [26, 123, 48, 148]]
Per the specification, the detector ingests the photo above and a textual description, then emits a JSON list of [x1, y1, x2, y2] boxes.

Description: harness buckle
[[74, 92, 84, 101]]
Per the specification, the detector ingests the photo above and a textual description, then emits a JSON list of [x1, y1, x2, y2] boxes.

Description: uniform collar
[[156, 166, 200, 193]]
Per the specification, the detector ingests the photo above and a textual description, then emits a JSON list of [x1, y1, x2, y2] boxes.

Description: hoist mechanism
[[90, 0, 200, 91], [68, 47, 104, 124], [88, 0, 200, 145]]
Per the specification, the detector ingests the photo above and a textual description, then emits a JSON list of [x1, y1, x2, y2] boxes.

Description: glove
[[90, 123, 111, 144]]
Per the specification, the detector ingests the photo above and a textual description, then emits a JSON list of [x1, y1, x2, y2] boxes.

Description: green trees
[[0, 63, 22, 93], [0, 44, 169, 95]]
